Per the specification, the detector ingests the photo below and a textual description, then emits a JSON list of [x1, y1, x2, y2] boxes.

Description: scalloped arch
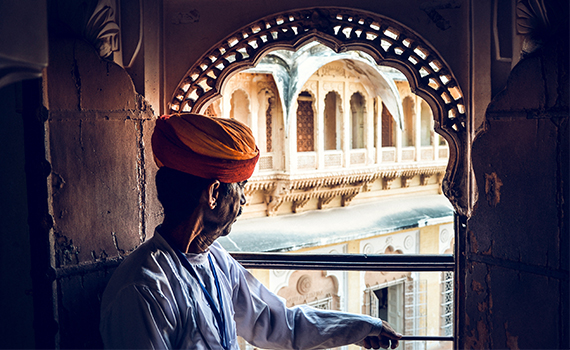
[[170, 7, 470, 215]]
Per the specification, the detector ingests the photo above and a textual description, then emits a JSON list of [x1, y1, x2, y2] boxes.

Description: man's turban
[[151, 113, 259, 183]]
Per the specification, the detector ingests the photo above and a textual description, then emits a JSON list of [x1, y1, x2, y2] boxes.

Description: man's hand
[[358, 321, 402, 349]]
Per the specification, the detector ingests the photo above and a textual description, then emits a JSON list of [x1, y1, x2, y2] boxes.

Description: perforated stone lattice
[[169, 8, 466, 136]]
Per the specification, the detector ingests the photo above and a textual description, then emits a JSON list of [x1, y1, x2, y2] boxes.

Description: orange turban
[[151, 113, 259, 183]]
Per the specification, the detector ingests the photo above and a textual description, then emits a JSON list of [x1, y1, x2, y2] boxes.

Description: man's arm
[[227, 256, 401, 349], [356, 321, 402, 349]]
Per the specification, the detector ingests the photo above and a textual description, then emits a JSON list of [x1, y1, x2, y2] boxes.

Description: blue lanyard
[[162, 234, 230, 350]]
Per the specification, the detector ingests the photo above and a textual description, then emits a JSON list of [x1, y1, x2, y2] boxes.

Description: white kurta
[[100, 232, 384, 349]]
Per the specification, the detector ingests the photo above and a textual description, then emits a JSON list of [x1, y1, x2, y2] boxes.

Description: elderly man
[[100, 113, 402, 349]]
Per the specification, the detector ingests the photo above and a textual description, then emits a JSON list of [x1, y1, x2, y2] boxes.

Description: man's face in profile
[[203, 180, 247, 240]]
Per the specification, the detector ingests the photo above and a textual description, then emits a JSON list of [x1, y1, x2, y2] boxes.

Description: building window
[[381, 102, 395, 147], [296, 91, 315, 152], [350, 92, 366, 149], [324, 91, 341, 151], [368, 281, 405, 333]]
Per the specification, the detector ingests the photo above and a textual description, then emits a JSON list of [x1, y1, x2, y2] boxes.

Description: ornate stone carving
[[261, 180, 290, 216], [420, 174, 432, 186], [401, 175, 414, 188], [404, 235, 414, 250], [341, 191, 359, 206], [323, 82, 344, 94], [319, 64, 345, 78], [516, 0, 564, 56], [257, 82, 276, 94], [248, 163, 448, 217], [440, 228, 452, 244], [169, 7, 470, 215], [292, 198, 311, 213], [83, 0, 120, 59], [318, 195, 335, 209], [297, 275, 312, 295], [382, 176, 396, 190]]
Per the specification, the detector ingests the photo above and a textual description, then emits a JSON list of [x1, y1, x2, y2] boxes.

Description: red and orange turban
[[151, 113, 259, 183]]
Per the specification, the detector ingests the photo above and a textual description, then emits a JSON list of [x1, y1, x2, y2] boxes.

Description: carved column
[[396, 108, 403, 163], [414, 95, 421, 161], [256, 88, 268, 153], [316, 81, 325, 170], [248, 82, 259, 150], [426, 100, 439, 161], [342, 82, 350, 167], [287, 101, 297, 173], [375, 97, 382, 164], [366, 92, 375, 165]]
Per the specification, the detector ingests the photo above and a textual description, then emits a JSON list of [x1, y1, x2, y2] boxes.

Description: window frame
[[230, 214, 459, 345]]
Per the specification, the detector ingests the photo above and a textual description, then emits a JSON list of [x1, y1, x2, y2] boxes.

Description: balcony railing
[[258, 146, 448, 173], [297, 152, 317, 170], [324, 150, 342, 168]]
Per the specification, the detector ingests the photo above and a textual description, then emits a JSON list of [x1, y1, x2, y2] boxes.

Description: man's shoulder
[[209, 241, 233, 263], [118, 234, 169, 266], [209, 241, 243, 276], [102, 234, 179, 299]]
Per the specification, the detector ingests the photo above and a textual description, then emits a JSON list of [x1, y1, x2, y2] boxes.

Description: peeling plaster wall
[[465, 35, 569, 349], [44, 39, 160, 348]]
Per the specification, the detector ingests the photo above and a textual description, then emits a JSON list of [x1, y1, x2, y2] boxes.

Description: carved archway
[[169, 7, 469, 215]]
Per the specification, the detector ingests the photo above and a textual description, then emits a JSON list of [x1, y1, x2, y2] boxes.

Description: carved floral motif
[[83, 0, 120, 59]]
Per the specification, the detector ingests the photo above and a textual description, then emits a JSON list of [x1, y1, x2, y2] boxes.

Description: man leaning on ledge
[[100, 113, 402, 349]]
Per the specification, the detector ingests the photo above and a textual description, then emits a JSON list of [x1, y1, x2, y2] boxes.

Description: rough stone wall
[[464, 35, 569, 349], [44, 39, 160, 348]]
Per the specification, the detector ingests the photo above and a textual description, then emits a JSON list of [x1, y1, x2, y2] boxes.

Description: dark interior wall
[[0, 83, 35, 349], [465, 33, 569, 349], [42, 38, 160, 348]]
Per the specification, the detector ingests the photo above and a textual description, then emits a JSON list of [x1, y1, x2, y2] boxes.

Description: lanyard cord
[[206, 255, 228, 350], [161, 234, 230, 350]]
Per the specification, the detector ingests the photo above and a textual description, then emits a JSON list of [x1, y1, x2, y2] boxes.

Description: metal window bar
[[231, 253, 454, 272], [231, 252, 455, 343]]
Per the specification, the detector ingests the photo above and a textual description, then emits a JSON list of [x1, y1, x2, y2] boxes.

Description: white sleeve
[[100, 284, 179, 349], [228, 260, 384, 350]]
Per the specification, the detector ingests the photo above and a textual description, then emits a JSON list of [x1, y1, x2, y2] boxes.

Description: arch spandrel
[[170, 7, 471, 216]]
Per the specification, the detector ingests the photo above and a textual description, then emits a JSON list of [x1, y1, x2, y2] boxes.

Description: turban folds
[[151, 113, 259, 183]]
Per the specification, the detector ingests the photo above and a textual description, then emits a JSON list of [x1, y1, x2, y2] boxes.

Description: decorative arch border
[[169, 7, 470, 216]]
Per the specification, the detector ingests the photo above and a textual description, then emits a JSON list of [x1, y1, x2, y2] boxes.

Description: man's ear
[[207, 180, 220, 209]]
